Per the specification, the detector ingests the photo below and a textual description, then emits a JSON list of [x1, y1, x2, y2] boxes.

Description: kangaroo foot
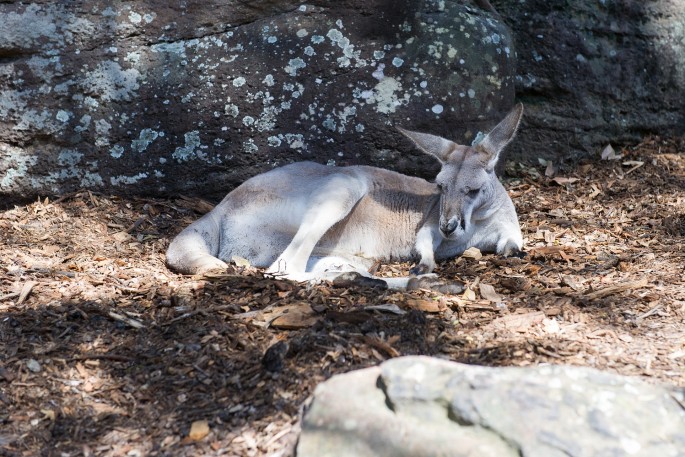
[[407, 275, 464, 294], [331, 272, 388, 290]]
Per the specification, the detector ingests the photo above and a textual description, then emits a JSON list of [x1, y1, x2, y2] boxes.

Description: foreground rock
[[297, 356, 685, 457], [0, 1, 514, 205]]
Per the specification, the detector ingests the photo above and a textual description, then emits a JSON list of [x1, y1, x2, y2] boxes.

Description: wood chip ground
[[1, 138, 684, 456]]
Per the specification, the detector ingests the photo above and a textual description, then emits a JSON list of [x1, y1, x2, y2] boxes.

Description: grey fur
[[167, 105, 524, 289]]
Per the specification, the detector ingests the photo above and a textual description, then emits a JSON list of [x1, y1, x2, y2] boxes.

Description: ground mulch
[[1, 137, 684, 456]]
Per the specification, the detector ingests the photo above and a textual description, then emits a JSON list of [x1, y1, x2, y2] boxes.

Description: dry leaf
[[462, 247, 482, 260], [41, 409, 56, 421], [189, 420, 210, 441], [479, 283, 502, 302]]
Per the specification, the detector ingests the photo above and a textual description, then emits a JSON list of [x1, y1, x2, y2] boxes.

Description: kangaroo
[[166, 104, 524, 289]]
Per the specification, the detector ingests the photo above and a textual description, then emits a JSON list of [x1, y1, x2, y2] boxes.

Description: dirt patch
[[1, 138, 684, 456]]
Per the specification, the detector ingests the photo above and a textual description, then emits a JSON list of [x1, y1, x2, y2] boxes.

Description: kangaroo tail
[[166, 212, 228, 274]]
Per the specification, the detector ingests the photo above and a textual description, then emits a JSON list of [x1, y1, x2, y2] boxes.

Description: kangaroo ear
[[397, 127, 454, 164], [477, 103, 523, 170]]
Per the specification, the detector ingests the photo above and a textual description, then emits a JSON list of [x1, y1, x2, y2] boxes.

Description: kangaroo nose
[[440, 219, 458, 236]]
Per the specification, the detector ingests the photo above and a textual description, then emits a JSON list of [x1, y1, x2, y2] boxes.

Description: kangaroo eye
[[436, 183, 445, 192], [467, 188, 481, 197]]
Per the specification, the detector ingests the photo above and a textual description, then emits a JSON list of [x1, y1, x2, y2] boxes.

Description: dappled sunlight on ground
[[1, 137, 683, 456]]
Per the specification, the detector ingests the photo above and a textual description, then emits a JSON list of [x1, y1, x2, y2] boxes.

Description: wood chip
[[487, 311, 546, 333], [405, 298, 441, 313], [462, 288, 476, 301], [462, 247, 482, 260], [177, 196, 215, 214], [552, 176, 579, 185], [267, 304, 320, 329], [584, 278, 649, 300], [188, 420, 210, 441], [112, 231, 133, 242]]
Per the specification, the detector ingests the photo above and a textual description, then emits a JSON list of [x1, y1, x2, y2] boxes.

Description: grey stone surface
[[501, 0, 685, 162], [3, 1, 683, 204], [297, 356, 685, 457], [0, 0, 515, 205]]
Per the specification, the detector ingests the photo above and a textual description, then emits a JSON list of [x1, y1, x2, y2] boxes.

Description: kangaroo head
[[399, 103, 523, 239]]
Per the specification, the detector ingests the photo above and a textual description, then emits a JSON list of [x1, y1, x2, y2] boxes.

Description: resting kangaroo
[[167, 104, 524, 289]]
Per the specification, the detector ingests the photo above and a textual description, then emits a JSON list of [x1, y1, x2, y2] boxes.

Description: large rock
[[0, 1, 515, 205], [501, 0, 685, 161], [297, 356, 685, 457]]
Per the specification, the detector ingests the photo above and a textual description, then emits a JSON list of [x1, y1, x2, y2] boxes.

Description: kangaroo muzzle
[[440, 216, 464, 237]]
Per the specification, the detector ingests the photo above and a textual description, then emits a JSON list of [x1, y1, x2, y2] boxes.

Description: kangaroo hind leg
[[268, 174, 366, 275]]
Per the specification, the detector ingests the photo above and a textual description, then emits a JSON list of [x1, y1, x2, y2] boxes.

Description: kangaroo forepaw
[[503, 248, 527, 259]]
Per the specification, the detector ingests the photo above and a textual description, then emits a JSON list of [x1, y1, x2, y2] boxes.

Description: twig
[[584, 278, 648, 300], [473, 0, 499, 15], [359, 335, 400, 358], [163, 304, 240, 325], [17, 281, 38, 305], [126, 215, 148, 233], [192, 364, 211, 379], [108, 311, 145, 329], [634, 304, 663, 323]]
